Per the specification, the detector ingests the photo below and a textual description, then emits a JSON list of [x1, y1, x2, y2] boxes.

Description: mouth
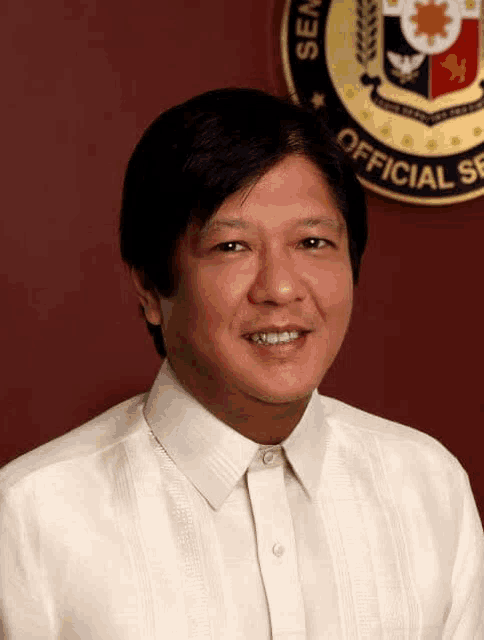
[[242, 328, 312, 353]]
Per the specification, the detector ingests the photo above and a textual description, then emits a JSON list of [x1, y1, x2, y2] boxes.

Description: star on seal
[[311, 92, 325, 109]]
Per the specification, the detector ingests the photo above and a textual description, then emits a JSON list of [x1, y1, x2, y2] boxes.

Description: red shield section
[[431, 20, 479, 99]]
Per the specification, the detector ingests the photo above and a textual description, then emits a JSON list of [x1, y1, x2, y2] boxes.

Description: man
[[1, 88, 483, 638]]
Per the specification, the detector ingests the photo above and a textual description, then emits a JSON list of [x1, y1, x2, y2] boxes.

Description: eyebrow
[[295, 217, 343, 233], [199, 216, 343, 239]]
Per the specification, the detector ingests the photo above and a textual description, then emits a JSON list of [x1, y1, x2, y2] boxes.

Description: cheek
[[304, 263, 354, 309], [208, 260, 254, 298], [187, 265, 251, 337], [159, 298, 176, 335]]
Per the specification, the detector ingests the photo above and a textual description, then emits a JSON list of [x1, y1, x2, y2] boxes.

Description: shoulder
[[0, 393, 148, 496], [315, 395, 484, 551], [317, 393, 466, 485]]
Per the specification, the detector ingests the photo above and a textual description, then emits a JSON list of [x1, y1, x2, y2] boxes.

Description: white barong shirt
[[1, 360, 483, 638]]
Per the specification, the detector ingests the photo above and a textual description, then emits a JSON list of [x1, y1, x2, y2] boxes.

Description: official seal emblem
[[281, 0, 484, 204]]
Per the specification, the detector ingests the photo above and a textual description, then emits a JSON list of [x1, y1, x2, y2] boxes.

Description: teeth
[[249, 330, 302, 345]]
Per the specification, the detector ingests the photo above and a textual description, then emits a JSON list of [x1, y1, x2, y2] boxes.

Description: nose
[[248, 249, 306, 306]]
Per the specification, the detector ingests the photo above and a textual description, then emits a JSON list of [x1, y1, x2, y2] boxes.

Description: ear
[[131, 270, 162, 326]]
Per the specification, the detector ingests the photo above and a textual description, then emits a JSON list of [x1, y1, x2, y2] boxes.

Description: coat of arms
[[384, 0, 480, 98], [369, 0, 483, 120], [281, 0, 484, 204]]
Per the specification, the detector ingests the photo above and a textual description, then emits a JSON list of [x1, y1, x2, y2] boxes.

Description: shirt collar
[[281, 388, 329, 500], [143, 359, 328, 509]]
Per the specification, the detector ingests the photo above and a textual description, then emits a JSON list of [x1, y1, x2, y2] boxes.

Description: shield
[[382, 0, 480, 99]]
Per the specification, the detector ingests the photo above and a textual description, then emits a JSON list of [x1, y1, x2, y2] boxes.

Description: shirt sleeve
[[442, 468, 484, 639], [0, 487, 56, 638]]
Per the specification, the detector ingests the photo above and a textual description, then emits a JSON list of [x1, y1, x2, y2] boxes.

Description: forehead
[[199, 155, 344, 238]]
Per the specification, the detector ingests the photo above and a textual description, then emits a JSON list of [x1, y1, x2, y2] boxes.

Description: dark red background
[[1, 0, 483, 519]]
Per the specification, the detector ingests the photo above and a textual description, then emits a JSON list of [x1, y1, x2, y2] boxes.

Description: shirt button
[[272, 543, 285, 557], [263, 450, 275, 465]]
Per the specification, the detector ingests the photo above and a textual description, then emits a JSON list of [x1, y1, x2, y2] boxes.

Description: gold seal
[[281, 0, 484, 205]]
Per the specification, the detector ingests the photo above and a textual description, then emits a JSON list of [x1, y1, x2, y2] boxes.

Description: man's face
[[158, 154, 354, 405]]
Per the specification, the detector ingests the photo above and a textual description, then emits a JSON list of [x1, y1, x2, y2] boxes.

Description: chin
[[236, 371, 320, 405]]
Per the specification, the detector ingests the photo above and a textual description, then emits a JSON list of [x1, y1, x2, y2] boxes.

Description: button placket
[[247, 461, 306, 637]]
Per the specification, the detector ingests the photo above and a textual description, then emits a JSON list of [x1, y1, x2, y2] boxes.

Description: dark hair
[[120, 87, 368, 358]]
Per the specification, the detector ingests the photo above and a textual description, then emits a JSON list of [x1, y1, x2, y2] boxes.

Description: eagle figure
[[387, 51, 425, 84]]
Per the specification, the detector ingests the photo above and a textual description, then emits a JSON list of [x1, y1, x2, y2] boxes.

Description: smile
[[248, 330, 303, 345]]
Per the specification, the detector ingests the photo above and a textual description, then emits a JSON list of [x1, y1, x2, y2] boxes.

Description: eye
[[214, 241, 246, 253], [299, 237, 332, 250]]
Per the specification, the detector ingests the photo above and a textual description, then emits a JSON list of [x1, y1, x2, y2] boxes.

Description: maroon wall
[[2, 0, 483, 518]]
